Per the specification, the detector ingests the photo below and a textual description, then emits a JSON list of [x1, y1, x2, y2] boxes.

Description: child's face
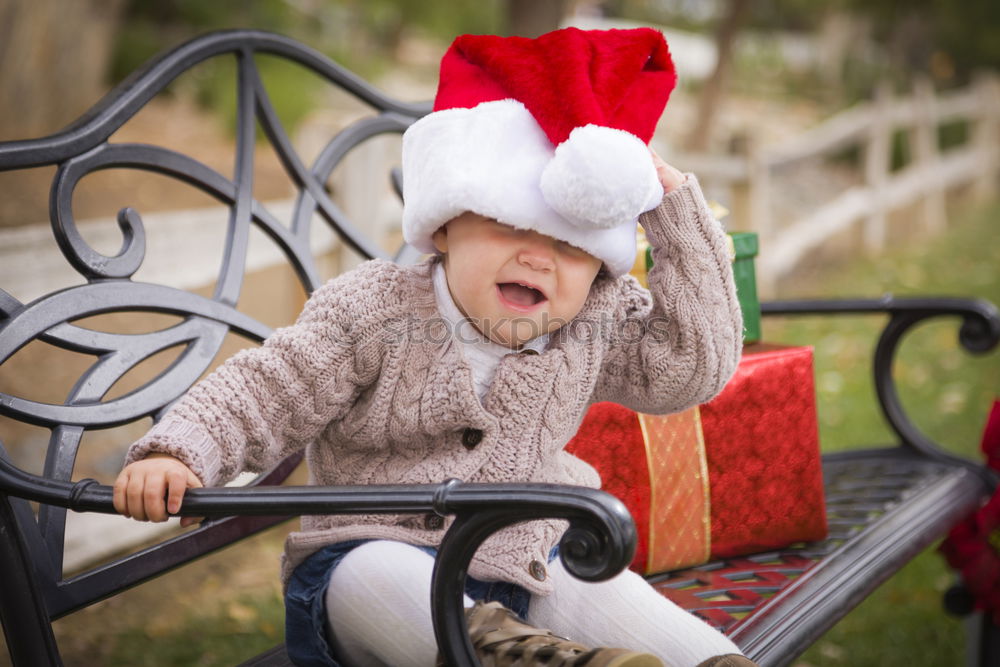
[[433, 212, 603, 348]]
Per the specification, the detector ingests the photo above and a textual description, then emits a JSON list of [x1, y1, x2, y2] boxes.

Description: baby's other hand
[[113, 453, 203, 525], [650, 147, 685, 194]]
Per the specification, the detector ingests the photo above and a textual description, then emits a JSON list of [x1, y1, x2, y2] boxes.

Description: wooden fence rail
[[669, 72, 1000, 295]]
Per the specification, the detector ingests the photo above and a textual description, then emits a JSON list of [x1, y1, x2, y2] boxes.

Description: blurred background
[[0, 1, 998, 665]]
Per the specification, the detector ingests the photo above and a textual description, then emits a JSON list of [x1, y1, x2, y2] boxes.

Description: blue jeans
[[284, 540, 545, 667]]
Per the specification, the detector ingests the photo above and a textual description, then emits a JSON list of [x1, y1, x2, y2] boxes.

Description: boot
[[444, 600, 664, 667], [694, 655, 759, 667]]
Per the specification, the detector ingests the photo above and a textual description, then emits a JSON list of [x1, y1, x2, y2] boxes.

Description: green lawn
[[43, 199, 1000, 667]]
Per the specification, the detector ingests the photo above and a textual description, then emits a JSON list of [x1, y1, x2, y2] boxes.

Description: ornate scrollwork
[[872, 298, 1000, 471], [1, 32, 426, 433], [0, 31, 427, 595], [0, 281, 271, 429]]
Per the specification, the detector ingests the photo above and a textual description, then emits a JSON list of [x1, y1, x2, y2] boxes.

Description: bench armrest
[[0, 454, 635, 666], [762, 295, 1000, 481]]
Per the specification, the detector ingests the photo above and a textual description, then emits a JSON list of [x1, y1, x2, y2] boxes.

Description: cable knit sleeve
[[590, 174, 743, 414], [123, 263, 386, 486]]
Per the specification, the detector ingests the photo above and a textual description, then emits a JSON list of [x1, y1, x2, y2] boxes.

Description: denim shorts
[[284, 539, 550, 666]]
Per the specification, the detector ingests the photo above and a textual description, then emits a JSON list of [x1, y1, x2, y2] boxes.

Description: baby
[[114, 27, 751, 667]]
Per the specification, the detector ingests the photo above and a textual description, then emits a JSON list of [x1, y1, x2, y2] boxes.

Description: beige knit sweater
[[125, 176, 743, 595]]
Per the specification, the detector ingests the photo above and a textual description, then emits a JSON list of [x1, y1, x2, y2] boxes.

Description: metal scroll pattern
[[0, 32, 426, 570]]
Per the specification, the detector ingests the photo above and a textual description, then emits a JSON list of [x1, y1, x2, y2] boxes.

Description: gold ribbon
[[636, 408, 711, 574]]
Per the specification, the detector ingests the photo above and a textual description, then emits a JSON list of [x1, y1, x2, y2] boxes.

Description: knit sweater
[[125, 175, 743, 595]]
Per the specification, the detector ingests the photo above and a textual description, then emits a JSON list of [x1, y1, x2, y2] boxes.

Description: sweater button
[[424, 514, 444, 530], [461, 428, 483, 449], [529, 559, 547, 582]]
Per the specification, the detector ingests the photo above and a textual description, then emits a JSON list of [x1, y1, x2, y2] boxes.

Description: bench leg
[[0, 496, 63, 666], [967, 613, 1000, 667]]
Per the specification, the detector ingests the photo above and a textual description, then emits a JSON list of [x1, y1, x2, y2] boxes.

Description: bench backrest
[[0, 29, 426, 622]]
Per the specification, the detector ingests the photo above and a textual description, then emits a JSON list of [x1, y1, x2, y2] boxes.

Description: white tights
[[324, 540, 740, 667]]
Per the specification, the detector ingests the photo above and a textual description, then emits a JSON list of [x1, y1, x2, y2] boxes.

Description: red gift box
[[567, 343, 827, 574]]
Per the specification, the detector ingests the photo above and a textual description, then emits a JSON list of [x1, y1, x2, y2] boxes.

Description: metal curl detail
[[50, 149, 149, 280], [47, 142, 317, 289], [49, 149, 148, 281], [296, 113, 417, 261], [0, 329, 220, 429], [874, 300, 1000, 471], [559, 520, 624, 582], [957, 304, 1000, 354]]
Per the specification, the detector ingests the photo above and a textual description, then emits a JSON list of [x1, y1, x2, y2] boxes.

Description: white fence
[[668, 73, 1000, 295]]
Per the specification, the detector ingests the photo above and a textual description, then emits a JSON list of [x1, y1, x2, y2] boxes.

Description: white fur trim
[[401, 100, 643, 276], [540, 125, 663, 229]]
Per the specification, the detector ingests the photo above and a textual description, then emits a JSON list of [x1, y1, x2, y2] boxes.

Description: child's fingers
[[113, 470, 130, 517], [648, 146, 685, 193], [142, 471, 169, 523], [165, 468, 189, 516], [177, 467, 204, 528], [117, 456, 201, 524], [125, 472, 150, 522], [186, 468, 203, 490]]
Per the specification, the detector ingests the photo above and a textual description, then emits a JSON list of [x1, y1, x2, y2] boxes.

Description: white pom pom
[[540, 125, 663, 229]]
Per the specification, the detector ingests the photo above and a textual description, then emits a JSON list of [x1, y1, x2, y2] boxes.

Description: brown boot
[[446, 600, 664, 667], [694, 655, 759, 667]]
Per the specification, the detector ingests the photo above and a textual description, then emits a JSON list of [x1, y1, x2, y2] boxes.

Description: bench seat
[[233, 448, 990, 666], [656, 448, 990, 664]]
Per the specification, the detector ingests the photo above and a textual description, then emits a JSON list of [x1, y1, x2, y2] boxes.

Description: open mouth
[[497, 282, 547, 311]]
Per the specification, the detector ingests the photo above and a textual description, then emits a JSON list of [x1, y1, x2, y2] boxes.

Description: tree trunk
[[684, 0, 751, 152], [506, 0, 568, 38], [0, 0, 127, 141]]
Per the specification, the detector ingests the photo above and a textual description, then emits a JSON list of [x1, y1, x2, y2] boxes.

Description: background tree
[[0, 0, 127, 140], [506, 0, 568, 37], [684, 0, 751, 152]]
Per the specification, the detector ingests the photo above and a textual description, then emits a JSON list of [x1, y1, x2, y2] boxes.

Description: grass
[[36, 198, 1000, 667], [42, 524, 291, 667], [106, 592, 286, 667]]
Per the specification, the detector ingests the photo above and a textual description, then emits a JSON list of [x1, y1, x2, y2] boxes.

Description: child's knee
[[324, 541, 441, 667], [327, 540, 435, 607]]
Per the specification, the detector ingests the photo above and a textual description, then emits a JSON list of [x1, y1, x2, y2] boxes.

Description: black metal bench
[[1, 30, 997, 667]]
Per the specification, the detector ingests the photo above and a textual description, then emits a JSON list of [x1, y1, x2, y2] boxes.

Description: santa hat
[[401, 27, 677, 277]]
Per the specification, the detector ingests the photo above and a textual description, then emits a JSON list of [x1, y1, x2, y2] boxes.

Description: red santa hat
[[401, 27, 677, 277]]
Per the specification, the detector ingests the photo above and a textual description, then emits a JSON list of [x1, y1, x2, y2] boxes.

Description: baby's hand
[[113, 453, 203, 525], [650, 147, 685, 193]]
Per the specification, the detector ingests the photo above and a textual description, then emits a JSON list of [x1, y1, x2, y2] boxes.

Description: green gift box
[[728, 232, 761, 344], [643, 231, 761, 343]]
